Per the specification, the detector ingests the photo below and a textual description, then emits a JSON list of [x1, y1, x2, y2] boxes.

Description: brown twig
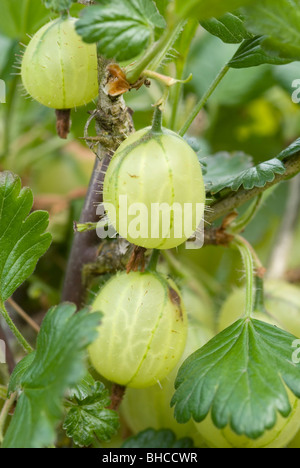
[[55, 109, 71, 139], [61, 158, 104, 307], [126, 247, 147, 273], [203, 213, 236, 246], [6, 298, 40, 334], [62, 56, 134, 308], [108, 384, 126, 411]]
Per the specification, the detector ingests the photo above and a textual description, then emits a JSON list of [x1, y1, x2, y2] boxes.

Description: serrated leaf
[[172, 319, 300, 439], [43, 0, 75, 12], [122, 429, 194, 448], [242, 0, 300, 60], [3, 303, 101, 448], [277, 138, 300, 161], [0, 172, 52, 302], [201, 12, 252, 44], [229, 36, 292, 68], [69, 372, 95, 400], [64, 380, 119, 447], [206, 155, 285, 194], [204, 152, 253, 193], [175, 0, 259, 21], [76, 0, 166, 62]]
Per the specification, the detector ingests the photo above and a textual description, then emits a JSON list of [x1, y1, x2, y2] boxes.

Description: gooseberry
[[194, 390, 300, 448], [103, 125, 205, 249], [88, 271, 188, 388], [21, 17, 98, 109]]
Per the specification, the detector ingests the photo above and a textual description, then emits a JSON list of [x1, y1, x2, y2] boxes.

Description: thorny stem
[[179, 65, 230, 136], [62, 54, 134, 308], [0, 302, 33, 353], [0, 391, 16, 444], [61, 158, 104, 307], [6, 298, 40, 334]]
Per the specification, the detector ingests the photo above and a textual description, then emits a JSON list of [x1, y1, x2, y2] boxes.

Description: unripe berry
[[103, 127, 205, 249], [21, 17, 98, 109], [89, 271, 188, 388]]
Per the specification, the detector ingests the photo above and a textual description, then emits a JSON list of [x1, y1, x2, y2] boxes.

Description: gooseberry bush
[[1, 0, 300, 449]]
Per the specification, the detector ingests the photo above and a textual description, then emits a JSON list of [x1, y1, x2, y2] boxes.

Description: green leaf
[[205, 139, 300, 195], [76, 0, 166, 62], [0, 172, 51, 303], [172, 319, 300, 439], [175, 0, 259, 21], [204, 152, 253, 193], [7, 353, 35, 394], [0, 0, 50, 41], [122, 429, 194, 448], [43, 0, 76, 12], [242, 0, 300, 60], [2, 303, 101, 448], [69, 372, 95, 400], [63, 380, 119, 447], [229, 36, 292, 68], [201, 12, 252, 44], [205, 155, 285, 194]]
